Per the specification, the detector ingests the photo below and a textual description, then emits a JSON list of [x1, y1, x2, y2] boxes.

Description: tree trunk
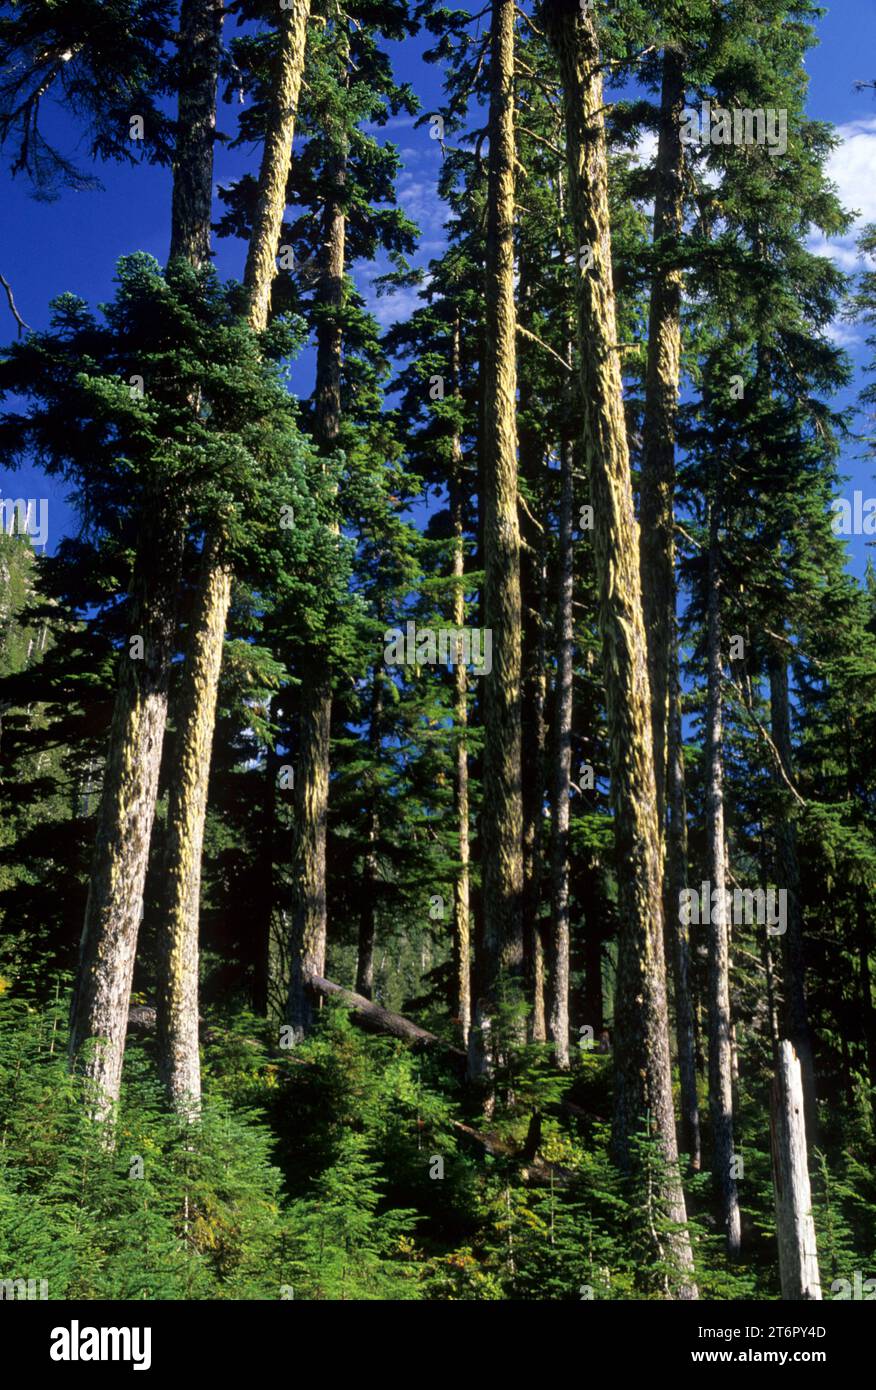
[[548, 438, 574, 1068], [242, 0, 313, 331], [770, 1040, 822, 1300], [356, 666, 384, 999], [155, 4, 311, 1105], [286, 141, 346, 1038], [156, 538, 230, 1114], [168, 0, 224, 268], [69, 0, 223, 1116], [69, 513, 185, 1116], [705, 499, 742, 1254], [638, 46, 685, 827], [859, 892, 876, 1104], [468, 0, 524, 1081], [518, 321, 548, 1044], [768, 650, 816, 1137], [450, 318, 472, 1046], [666, 627, 701, 1169], [543, 0, 696, 1295]]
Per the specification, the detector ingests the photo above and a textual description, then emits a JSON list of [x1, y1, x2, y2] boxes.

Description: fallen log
[[306, 975, 467, 1070]]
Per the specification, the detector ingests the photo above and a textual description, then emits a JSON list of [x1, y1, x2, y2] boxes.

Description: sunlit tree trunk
[[543, 0, 696, 1294], [548, 438, 574, 1068], [156, 1, 312, 1103], [639, 46, 685, 827], [451, 319, 472, 1047], [69, 0, 224, 1118]]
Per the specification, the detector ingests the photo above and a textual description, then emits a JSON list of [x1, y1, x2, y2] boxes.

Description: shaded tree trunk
[[468, 0, 524, 1081], [69, 0, 223, 1117], [543, 0, 696, 1295], [548, 438, 574, 1067], [768, 650, 816, 1138], [356, 666, 384, 998], [287, 145, 346, 1036], [705, 499, 742, 1254], [666, 627, 701, 1169]]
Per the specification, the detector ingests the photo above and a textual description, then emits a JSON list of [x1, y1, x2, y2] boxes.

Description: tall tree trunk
[[286, 144, 346, 1037], [666, 626, 701, 1169], [705, 499, 742, 1254], [548, 438, 574, 1068], [518, 308, 548, 1043], [156, 538, 229, 1113], [639, 46, 685, 828], [69, 0, 223, 1116], [543, 0, 696, 1295], [155, 2, 311, 1105], [768, 650, 816, 1137], [356, 666, 384, 999], [858, 890, 876, 1104], [451, 319, 472, 1047], [468, 0, 524, 1082]]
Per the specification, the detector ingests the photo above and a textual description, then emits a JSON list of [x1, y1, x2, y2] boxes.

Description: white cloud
[[808, 118, 876, 273]]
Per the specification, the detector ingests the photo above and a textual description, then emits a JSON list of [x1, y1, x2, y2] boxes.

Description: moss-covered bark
[[639, 47, 685, 827], [468, 0, 524, 1081], [156, 3, 312, 1104], [157, 540, 231, 1113], [548, 438, 574, 1068], [451, 320, 472, 1048], [543, 0, 696, 1293], [69, 0, 224, 1117]]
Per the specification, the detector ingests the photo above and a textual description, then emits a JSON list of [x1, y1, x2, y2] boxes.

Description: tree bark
[[768, 650, 816, 1138], [168, 0, 224, 268], [639, 46, 685, 828], [468, 0, 524, 1081], [705, 499, 742, 1254], [543, 0, 696, 1295], [69, 0, 223, 1116], [286, 139, 346, 1038], [356, 666, 384, 999], [450, 318, 472, 1047], [770, 1041, 822, 1300], [666, 626, 701, 1169], [242, 0, 313, 331], [69, 512, 184, 1116], [155, 4, 311, 1105], [156, 539, 230, 1114], [518, 330, 548, 1044], [548, 438, 574, 1068]]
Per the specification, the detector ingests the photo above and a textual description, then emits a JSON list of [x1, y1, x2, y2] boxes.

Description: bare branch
[[0, 273, 30, 336]]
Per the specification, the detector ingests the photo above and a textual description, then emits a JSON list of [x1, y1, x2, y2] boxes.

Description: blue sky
[[1, 1, 875, 572]]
